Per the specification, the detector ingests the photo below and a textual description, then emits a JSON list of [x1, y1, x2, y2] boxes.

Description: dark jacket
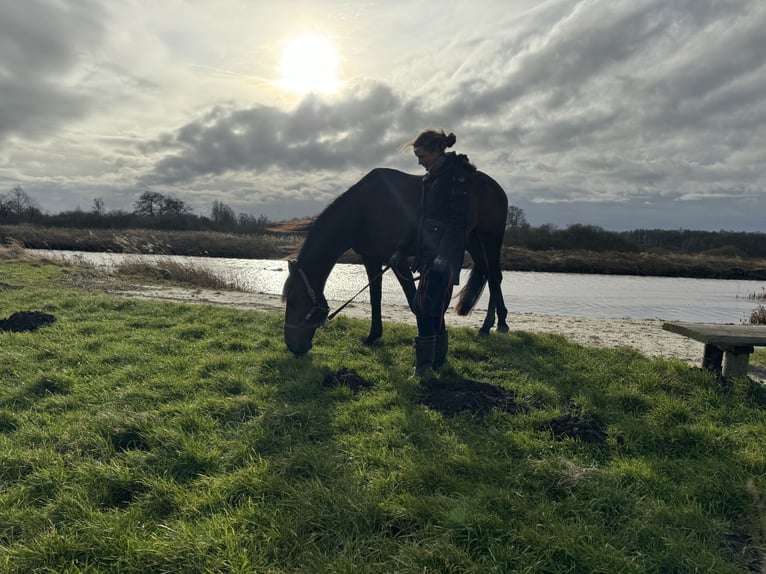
[[412, 153, 476, 285]]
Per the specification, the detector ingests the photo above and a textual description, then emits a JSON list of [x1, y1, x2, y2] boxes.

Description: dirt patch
[[322, 367, 374, 392], [419, 377, 521, 416], [544, 413, 608, 444], [0, 311, 57, 333]]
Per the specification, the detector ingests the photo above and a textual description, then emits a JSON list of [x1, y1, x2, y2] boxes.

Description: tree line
[[2, 186, 766, 257], [0, 187, 275, 234], [502, 205, 766, 257]]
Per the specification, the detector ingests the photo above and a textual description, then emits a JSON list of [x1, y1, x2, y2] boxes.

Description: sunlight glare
[[279, 35, 340, 94]]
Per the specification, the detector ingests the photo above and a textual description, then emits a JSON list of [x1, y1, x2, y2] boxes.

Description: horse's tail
[[455, 265, 487, 316]]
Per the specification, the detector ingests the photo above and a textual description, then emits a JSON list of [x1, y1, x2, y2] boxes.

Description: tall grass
[[750, 305, 766, 325], [115, 259, 240, 291], [1, 257, 765, 573]]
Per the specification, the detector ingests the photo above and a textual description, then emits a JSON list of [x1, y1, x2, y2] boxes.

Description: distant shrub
[[750, 305, 766, 325], [703, 245, 744, 257]]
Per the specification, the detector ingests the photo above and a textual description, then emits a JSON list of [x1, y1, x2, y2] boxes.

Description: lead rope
[[326, 265, 391, 322], [325, 264, 422, 324]]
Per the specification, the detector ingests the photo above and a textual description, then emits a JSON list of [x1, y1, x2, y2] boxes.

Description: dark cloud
[[141, 83, 405, 185], [0, 0, 105, 139]]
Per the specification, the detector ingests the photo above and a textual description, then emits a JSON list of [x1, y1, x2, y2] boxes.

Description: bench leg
[[702, 344, 723, 374], [722, 346, 754, 379]]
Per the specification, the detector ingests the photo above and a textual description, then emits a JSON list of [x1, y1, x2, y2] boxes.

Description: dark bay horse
[[281, 167, 509, 355]]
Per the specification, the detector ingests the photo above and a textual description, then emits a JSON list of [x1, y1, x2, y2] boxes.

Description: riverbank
[[75, 276, 765, 382], [9, 243, 764, 380], [3, 223, 766, 280]]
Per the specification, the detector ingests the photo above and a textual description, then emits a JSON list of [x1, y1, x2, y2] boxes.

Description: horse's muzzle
[[285, 329, 313, 355]]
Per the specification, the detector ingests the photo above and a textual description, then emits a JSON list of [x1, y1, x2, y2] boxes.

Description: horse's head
[[282, 259, 329, 355]]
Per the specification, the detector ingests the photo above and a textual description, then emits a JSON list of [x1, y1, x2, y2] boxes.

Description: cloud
[[0, 0, 105, 139], [2, 0, 765, 231], [141, 83, 405, 185]]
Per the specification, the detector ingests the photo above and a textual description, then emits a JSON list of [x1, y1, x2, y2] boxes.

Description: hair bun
[[445, 133, 457, 147]]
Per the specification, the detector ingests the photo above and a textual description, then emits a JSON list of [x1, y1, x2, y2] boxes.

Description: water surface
[[33, 250, 764, 324]]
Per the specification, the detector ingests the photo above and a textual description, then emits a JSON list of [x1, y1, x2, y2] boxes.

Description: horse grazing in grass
[[280, 167, 509, 355]]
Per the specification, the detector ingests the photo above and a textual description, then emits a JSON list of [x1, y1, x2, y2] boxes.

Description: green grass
[[1, 259, 765, 573]]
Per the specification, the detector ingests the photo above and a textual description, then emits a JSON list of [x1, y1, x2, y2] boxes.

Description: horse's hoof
[[477, 329, 490, 337], [361, 336, 378, 347], [496, 325, 510, 333]]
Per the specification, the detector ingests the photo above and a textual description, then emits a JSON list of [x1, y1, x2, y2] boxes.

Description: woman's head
[[410, 129, 456, 171]]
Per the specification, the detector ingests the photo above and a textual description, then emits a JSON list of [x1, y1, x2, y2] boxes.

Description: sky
[[1, 0, 765, 232]]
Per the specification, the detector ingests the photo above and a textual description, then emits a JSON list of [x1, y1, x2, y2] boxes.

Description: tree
[[92, 198, 105, 215], [506, 205, 529, 230], [211, 200, 236, 227], [0, 185, 41, 219], [159, 196, 191, 216], [133, 191, 165, 216], [132, 191, 191, 217]]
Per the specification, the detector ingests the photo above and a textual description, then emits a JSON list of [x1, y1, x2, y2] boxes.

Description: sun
[[279, 35, 340, 94]]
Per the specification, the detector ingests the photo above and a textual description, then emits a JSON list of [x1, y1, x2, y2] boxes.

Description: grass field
[[1, 256, 765, 573]]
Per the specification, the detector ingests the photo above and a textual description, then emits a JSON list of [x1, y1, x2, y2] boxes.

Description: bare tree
[[159, 196, 191, 216], [506, 205, 529, 230], [211, 200, 236, 226], [0, 185, 41, 218], [133, 191, 165, 216], [92, 197, 105, 215], [133, 191, 191, 217]]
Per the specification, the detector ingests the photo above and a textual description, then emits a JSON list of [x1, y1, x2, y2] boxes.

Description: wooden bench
[[662, 322, 766, 378]]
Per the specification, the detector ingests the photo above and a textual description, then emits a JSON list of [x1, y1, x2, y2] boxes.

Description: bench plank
[[662, 322, 766, 378], [662, 322, 766, 347]]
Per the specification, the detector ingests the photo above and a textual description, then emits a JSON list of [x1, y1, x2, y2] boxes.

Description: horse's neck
[[299, 214, 353, 290]]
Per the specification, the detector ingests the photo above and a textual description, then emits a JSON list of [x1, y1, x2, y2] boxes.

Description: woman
[[391, 129, 476, 379]]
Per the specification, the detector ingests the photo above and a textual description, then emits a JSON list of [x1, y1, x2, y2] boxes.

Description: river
[[32, 250, 765, 324]]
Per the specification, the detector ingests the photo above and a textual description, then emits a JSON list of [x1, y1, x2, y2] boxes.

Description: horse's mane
[[293, 178, 372, 260]]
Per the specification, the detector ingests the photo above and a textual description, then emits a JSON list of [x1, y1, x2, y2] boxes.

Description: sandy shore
[[115, 285, 696, 358], [103, 284, 764, 381]]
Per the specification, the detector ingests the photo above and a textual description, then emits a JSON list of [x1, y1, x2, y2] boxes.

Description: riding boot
[[433, 330, 449, 370], [412, 335, 437, 380]]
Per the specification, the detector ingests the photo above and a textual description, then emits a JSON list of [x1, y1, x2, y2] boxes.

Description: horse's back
[[346, 168, 421, 258], [472, 171, 508, 235], [347, 166, 506, 253]]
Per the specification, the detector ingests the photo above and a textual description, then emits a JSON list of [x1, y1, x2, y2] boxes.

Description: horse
[[280, 167, 509, 355]]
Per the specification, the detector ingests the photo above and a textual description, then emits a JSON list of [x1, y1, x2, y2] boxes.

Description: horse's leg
[[393, 260, 416, 313], [362, 259, 384, 346], [465, 234, 495, 336], [483, 232, 509, 333], [494, 275, 509, 332], [487, 267, 508, 332], [481, 292, 497, 336], [478, 293, 496, 335]]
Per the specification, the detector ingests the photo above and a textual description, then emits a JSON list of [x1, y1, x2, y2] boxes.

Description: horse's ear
[[288, 259, 297, 274]]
